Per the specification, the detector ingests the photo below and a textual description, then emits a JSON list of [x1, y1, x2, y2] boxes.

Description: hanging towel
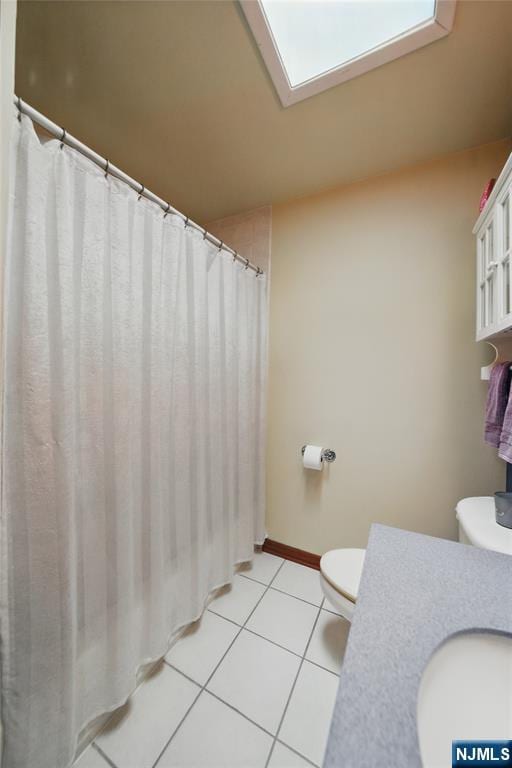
[[484, 362, 511, 447], [499, 376, 512, 461]]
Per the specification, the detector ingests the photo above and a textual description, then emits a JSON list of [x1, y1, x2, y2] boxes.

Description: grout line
[[206, 607, 245, 627], [207, 598, 341, 676], [152, 558, 287, 767], [205, 608, 302, 658], [165, 656, 273, 736], [166, 663, 319, 768], [242, 626, 304, 659], [303, 657, 339, 678], [275, 739, 320, 768], [150, 679, 203, 768], [205, 557, 287, 686], [91, 742, 119, 768], [237, 571, 271, 587], [268, 584, 323, 609], [264, 602, 324, 768], [214, 617, 338, 677], [233, 571, 326, 609], [93, 562, 337, 768], [162, 660, 200, 685], [236, 560, 285, 587], [199, 687, 275, 738]]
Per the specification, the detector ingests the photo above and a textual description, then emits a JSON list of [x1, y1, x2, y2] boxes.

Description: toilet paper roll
[[303, 445, 323, 471]]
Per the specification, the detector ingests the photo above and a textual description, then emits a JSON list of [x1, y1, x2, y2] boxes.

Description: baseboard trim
[[262, 538, 321, 571]]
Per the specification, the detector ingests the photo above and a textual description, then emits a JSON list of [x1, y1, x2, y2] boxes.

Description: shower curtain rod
[[13, 96, 264, 276]]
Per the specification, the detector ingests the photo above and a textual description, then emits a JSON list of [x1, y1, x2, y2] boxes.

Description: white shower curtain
[[0, 113, 267, 768]]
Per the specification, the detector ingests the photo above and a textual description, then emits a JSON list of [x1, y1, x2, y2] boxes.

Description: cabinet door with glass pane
[[498, 187, 512, 327], [476, 216, 497, 337], [475, 156, 512, 341]]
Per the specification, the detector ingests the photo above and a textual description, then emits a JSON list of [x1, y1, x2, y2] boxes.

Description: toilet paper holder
[[301, 446, 336, 463]]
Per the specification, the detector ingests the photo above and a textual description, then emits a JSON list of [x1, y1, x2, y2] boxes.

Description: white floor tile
[[207, 629, 300, 734], [279, 661, 339, 766], [165, 610, 239, 685], [238, 551, 284, 585], [269, 742, 314, 767], [208, 575, 266, 625], [246, 589, 318, 656], [96, 664, 199, 768], [271, 562, 324, 606], [158, 690, 273, 767], [73, 746, 110, 768], [305, 610, 350, 675]]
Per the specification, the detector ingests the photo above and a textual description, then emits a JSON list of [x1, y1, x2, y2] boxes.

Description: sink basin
[[417, 631, 512, 768]]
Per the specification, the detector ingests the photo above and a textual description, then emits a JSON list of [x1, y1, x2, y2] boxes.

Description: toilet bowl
[[319, 548, 366, 622]]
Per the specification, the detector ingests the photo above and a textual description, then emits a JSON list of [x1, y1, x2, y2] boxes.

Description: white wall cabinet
[[475, 154, 512, 341]]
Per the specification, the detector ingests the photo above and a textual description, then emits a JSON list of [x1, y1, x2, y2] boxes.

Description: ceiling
[[15, 0, 512, 224]]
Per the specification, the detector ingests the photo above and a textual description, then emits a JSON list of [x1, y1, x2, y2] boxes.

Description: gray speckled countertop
[[323, 524, 512, 768]]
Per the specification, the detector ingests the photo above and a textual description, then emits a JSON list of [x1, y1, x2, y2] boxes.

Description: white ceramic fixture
[[419, 497, 512, 767], [320, 496, 512, 620], [456, 496, 512, 554], [319, 548, 365, 621], [417, 632, 512, 768]]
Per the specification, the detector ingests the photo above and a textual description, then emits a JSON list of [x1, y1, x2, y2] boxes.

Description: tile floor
[[74, 553, 351, 768]]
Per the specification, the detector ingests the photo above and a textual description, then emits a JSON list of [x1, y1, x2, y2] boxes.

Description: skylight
[[241, 0, 456, 106], [260, 1, 436, 87]]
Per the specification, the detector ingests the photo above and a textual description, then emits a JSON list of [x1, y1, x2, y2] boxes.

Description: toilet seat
[[320, 548, 366, 603]]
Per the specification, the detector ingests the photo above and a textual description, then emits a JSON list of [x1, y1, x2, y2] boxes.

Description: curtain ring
[[163, 203, 171, 218], [60, 128, 66, 149], [137, 184, 145, 201], [104, 159, 110, 179], [218, 240, 224, 252], [202, 227, 208, 240], [184, 217, 189, 229], [255, 267, 261, 277], [245, 258, 250, 270], [17, 96, 22, 122], [233, 251, 237, 263]]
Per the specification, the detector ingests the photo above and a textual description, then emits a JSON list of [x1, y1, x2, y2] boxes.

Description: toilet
[[455, 496, 512, 555], [320, 496, 512, 621], [319, 548, 365, 621]]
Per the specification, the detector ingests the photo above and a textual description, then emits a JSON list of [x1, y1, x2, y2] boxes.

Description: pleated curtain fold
[[0, 113, 267, 768]]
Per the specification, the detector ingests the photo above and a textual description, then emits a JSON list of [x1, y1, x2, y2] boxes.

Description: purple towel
[[485, 362, 511, 447], [499, 373, 512, 461]]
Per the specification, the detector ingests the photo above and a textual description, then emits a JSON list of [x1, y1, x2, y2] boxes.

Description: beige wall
[[267, 139, 512, 555], [208, 206, 272, 275]]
